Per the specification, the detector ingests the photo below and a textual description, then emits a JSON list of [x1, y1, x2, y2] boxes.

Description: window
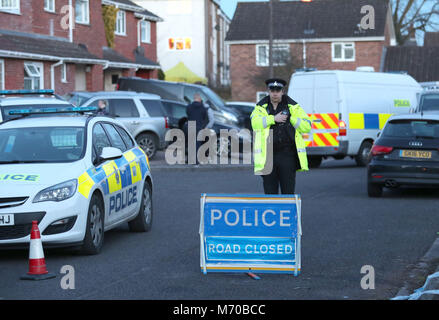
[[0, 127, 85, 163], [257, 91, 267, 102], [0, 59, 4, 90], [92, 123, 111, 160], [108, 99, 139, 118], [140, 20, 151, 43], [24, 62, 43, 90], [0, 0, 19, 13], [162, 102, 187, 119], [115, 10, 126, 35], [383, 120, 439, 139], [115, 125, 135, 149], [75, 0, 89, 24], [256, 44, 290, 67], [332, 43, 355, 62], [44, 0, 55, 12], [141, 100, 165, 117], [61, 63, 67, 83], [102, 123, 127, 152]]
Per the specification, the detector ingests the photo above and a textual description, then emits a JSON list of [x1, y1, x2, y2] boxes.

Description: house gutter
[[51, 60, 64, 91], [0, 50, 105, 65]]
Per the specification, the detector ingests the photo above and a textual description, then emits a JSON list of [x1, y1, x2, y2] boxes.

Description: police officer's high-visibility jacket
[[251, 95, 312, 174]]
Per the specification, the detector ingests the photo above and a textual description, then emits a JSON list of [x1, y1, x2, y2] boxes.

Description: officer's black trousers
[[262, 150, 297, 195]]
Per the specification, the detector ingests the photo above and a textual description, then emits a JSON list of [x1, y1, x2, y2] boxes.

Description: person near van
[[251, 78, 312, 194], [96, 99, 109, 116], [186, 93, 208, 163]]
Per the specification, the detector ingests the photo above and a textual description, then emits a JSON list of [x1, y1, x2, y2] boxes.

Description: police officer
[[251, 78, 312, 194]]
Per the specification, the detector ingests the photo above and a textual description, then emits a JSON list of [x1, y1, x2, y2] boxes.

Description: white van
[[288, 70, 422, 167]]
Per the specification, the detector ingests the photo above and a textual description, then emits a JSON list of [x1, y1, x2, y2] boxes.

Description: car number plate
[[0, 214, 14, 226], [400, 150, 432, 159]]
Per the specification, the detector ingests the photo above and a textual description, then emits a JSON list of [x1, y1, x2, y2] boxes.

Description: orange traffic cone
[[21, 221, 56, 280]]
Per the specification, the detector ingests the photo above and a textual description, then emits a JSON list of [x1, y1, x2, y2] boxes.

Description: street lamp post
[[268, 0, 274, 78]]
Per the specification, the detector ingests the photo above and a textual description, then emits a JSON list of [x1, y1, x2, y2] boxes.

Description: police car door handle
[[131, 121, 140, 125]]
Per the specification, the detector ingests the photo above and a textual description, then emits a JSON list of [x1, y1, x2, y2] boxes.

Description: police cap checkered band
[[265, 78, 287, 88]]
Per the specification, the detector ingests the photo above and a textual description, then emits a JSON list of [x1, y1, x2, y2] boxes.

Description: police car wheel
[[128, 181, 153, 232], [136, 133, 158, 160], [80, 195, 105, 255]]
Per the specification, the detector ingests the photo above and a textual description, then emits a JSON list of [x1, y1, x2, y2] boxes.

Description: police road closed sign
[[199, 194, 301, 276]]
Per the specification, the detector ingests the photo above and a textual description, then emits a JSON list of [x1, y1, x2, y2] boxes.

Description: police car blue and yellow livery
[[0, 109, 153, 254]]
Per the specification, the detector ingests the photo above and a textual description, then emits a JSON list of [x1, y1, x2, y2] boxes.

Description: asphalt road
[[1, 158, 439, 300]]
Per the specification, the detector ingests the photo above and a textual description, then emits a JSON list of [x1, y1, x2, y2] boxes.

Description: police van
[[288, 69, 422, 167], [0, 103, 153, 254]]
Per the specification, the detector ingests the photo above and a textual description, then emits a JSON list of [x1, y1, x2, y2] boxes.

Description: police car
[[0, 89, 75, 123], [0, 105, 153, 254]]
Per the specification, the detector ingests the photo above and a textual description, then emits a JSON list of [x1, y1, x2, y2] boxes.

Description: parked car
[[66, 91, 169, 159], [150, 99, 251, 157], [116, 78, 246, 128], [225, 101, 255, 130], [1, 89, 75, 123], [0, 108, 153, 253], [414, 91, 439, 113], [367, 113, 439, 197]]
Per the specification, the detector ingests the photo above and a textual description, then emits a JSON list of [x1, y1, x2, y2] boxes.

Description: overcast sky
[[220, 0, 267, 19]]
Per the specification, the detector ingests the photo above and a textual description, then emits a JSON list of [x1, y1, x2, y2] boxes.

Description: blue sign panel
[[199, 194, 302, 276]]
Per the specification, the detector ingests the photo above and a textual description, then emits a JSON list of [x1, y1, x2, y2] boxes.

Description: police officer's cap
[[265, 78, 287, 89]]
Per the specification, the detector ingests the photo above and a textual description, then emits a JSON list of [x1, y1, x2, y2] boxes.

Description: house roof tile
[[226, 0, 389, 42]]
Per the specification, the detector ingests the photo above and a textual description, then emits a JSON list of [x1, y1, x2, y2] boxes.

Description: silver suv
[[67, 91, 169, 159]]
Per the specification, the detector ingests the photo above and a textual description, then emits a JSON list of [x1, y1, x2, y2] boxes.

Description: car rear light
[[371, 145, 393, 156], [339, 120, 347, 136], [165, 117, 169, 129], [116, 83, 120, 90]]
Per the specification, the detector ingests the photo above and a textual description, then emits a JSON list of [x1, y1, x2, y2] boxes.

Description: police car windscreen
[[382, 120, 439, 139], [1, 104, 74, 121], [0, 127, 85, 163], [420, 94, 439, 112]]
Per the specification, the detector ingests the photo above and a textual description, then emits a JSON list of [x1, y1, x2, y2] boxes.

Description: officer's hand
[[274, 113, 288, 123]]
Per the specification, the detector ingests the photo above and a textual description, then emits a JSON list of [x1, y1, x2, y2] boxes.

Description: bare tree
[[391, 0, 439, 45], [251, 55, 302, 90]]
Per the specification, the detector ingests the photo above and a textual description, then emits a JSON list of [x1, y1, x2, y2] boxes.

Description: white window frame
[[44, 0, 55, 13], [257, 91, 267, 102], [75, 0, 89, 24], [0, 0, 20, 14], [0, 59, 5, 90], [256, 44, 290, 67], [332, 42, 356, 62], [24, 62, 44, 90], [256, 44, 269, 67], [115, 10, 126, 36], [61, 63, 67, 83], [140, 20, 151, 43]]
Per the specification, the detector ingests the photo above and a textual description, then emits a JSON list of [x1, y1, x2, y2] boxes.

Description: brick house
[[225, 0, 397, 102], [0, 0, 162, 95], [134, 0, 231, 88]]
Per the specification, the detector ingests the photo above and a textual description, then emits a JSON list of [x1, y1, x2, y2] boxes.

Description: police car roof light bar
[[0, 89, 55, 96], [8, 106, 98, 116]]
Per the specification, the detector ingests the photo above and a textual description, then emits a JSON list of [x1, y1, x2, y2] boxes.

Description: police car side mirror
[[100, 147, 123, 161]]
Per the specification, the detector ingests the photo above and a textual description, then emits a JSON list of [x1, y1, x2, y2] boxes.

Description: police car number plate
[[0, 214, 14, 226], [400, 150, 432, 159]]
